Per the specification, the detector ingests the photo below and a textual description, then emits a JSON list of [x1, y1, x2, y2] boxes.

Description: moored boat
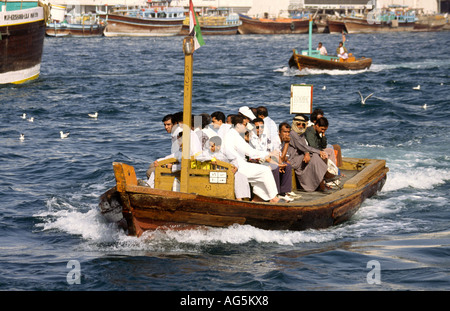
[[179, 8, 241, 36], [0, 1, 46, 84], [98, 5, 185, 37], [46, 13, 105, 37], [238, 14, 309, 34], [326, 19, 347, 33], [289, 20, 372, 71], [413, 15, 447, 32]]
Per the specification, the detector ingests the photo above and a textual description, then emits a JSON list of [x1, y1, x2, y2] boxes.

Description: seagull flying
[[358, 91, 373, 105], [60, 131, 70, 139], [20, 133, 25, 141], [88, 112, 98, 118], [21, 113, 26, 119], [413, 85, 420, 90]]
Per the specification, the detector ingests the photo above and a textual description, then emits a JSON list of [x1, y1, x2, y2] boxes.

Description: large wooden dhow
[[98, 6, 185, 37], [0, 1, 46, 84], [98, 36, 388, 237], [238, 14, 309, 34]]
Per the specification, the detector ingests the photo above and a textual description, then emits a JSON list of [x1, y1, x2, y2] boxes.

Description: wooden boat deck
[[286, 169, 358, 203]]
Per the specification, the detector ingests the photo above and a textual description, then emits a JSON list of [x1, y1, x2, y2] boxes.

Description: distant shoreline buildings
[[47, 0, 449, 17]]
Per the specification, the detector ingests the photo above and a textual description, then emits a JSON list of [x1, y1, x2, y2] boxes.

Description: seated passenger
[[336, 41, 348, 60], [250, 118, 293, 201], [146, 129, 202, 188], [210, 111, 231, 140], [287, 114, 336, 192], [304, 117, 336, 164], [207, 136, 250, 201], [256, 106, 281, 150], [222, 115, 280, 203]]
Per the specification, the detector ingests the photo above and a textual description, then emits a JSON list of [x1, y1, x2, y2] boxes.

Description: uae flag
[[189, 0, 205, 51]]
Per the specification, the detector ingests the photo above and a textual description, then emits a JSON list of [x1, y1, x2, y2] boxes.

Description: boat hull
[[344, 18, 415, 33], [289, 51, 372, 71], [0, 6, 45, 84], [179, 24, 239, 36], [99, 13, 183, 37], [99, 158, 388, 237], [46, 23, 105, 37], [238, 15, 309, 34], [327, 19, 347, 33]]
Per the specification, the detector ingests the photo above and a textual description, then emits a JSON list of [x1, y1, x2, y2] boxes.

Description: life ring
[[290, 22, 295, 31]]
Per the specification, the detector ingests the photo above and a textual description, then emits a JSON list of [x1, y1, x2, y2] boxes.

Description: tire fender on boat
[[290, 22, 295, 31]]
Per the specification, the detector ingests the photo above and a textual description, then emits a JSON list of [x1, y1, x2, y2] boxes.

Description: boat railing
[[153, 157, 235, 199]]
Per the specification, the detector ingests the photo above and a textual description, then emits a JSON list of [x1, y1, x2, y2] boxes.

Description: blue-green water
[[0, 31, 449, 292]]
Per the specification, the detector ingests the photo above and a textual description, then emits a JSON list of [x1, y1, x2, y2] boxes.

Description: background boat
[[238, 13, 309, 34], [98, 5, 185, 37], [0, 1, 46, 84], [46, 13, 105, 37], [289, 19, 372, 71], [179, 7, 241, 36]]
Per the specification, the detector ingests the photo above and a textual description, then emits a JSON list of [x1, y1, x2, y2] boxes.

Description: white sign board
[[290, 84, 313, 114]]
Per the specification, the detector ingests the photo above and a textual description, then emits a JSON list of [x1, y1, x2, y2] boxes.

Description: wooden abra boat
[[238, 14, 309, 34], [98, 33, 387, 237], [99, 157, 388, 237], [289, 49, 372, 71], [0, 1, 46, 84], [289, 19, 372, 71]]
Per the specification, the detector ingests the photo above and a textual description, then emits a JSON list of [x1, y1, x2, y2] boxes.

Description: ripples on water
[[0, 31, 449, 291]]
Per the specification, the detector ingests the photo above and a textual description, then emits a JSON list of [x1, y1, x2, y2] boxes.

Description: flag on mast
[[189, 0, 205, 51]]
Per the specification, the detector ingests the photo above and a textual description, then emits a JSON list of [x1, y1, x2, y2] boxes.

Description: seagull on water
[[322, 86, 326, 90], [413, 85, 421, 90], [21, 113, 26, 119], [88, 112, 98, 119], [60, 131, 70, 139], [357, 91, 373, 105], [28, 117, 34, 122], [20, 133, 25, 141], [423, 104, 427, 110]]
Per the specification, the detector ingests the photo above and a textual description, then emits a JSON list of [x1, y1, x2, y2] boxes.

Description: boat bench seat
[[154, 157, 235, 199]]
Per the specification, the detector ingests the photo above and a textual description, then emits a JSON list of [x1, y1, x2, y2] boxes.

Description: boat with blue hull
[[0, 1, 46, 84]]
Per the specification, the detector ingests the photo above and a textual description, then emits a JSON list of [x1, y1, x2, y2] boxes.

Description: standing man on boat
[[336, 31, 348, 60]]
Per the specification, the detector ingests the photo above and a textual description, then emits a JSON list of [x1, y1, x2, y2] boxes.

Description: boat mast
[[308, 17, 312, 56], [180, 36, 194, 193]]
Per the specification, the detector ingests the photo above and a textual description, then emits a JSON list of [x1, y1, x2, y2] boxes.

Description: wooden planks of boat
[[99, 157, 388, 237], [289, 49, 372, 71], [326, 19, 347, 33], [238, 14, 309, 34], [343, 17, 415, 33]]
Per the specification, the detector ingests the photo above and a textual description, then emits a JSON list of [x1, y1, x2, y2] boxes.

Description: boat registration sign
[[210, 172, 227, 184], [290, 84, 313, 114]]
